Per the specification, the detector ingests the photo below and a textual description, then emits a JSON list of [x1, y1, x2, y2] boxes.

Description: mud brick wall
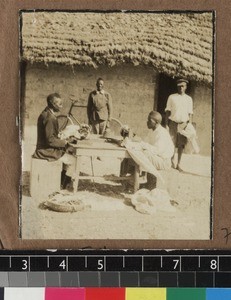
[[22, 63, 212, 156], [22, 63, 158, 142], [191, 83, 212, 156]]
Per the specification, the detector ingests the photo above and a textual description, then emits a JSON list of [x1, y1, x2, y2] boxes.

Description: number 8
[[210, 259, 217, 270]]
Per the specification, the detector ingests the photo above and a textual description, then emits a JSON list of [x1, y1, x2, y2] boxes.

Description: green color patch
[[167, 288, 206, 300]]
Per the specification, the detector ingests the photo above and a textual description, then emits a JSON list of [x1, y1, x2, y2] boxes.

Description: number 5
[[98, 259, 104, 270]]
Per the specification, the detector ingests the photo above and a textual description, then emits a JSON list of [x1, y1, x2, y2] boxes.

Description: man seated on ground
[[33, 93, 76, 189], [121, 111, 174, 190]]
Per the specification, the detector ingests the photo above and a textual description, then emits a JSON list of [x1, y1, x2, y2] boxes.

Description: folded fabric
[[178, 123, 200, 154], [124, 139, 164, 182], [59, 124, 91, 140], [58, 124, 81, 139], [131, 188, 176, 214]]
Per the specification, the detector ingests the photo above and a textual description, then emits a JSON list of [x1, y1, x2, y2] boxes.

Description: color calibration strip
[[0, 270, 231, 288], [1, 288, 231, 300], [1, 251, 231, 288]]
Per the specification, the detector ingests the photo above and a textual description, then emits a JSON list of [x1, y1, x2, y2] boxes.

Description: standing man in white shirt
[[165, 78, 193, 171]]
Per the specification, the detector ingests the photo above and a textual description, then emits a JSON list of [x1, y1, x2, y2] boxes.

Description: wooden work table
[[72, 135, 140, 192]]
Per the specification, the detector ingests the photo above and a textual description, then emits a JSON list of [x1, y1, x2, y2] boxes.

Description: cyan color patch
[[206, 288, 231, 300]]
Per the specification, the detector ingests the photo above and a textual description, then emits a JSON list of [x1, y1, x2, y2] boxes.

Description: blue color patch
[[206, 288, 231, 300]]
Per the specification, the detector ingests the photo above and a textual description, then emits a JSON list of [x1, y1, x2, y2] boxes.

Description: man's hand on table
[[65, 136, 78, 154], [120, 135, 142, 148], [66, 136, 78, 144]]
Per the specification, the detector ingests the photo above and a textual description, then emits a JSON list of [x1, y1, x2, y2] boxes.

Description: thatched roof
[[21, 12, 213, 85]]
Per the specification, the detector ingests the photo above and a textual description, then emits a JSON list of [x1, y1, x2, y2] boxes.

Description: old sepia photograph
[[20, 11, 214, 240]]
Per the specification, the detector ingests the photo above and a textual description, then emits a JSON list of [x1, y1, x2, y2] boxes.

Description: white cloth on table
[[124, 140, 164, 182], [58, 125, 81, 139], [124, 126, 174, 183]]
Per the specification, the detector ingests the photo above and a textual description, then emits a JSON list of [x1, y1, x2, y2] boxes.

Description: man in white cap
[[165, 78, 193, 171]]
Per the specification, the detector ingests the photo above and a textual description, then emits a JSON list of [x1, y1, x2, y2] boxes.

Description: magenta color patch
[[45, 288, 85, 300]]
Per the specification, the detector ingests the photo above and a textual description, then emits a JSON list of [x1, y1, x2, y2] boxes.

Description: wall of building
[[21, 62, 212, 171], [191, 83, 213, 156], [22, 63, 158, 143]]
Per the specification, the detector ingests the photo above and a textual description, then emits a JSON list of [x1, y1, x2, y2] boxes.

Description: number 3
[[22, 259, 28, 270]]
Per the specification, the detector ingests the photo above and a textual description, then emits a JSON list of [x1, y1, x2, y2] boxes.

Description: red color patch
[[85, 288, 125, 300]]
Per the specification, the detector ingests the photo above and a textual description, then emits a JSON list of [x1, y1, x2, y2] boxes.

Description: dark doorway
[[157, 74, 192, 125], [157, 74, 176, 124]]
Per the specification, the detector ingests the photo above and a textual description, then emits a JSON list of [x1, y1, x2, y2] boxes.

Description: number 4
[[59, 260, 66, 270]]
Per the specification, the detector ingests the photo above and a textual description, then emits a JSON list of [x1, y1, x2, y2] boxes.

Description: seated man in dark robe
[[33, 93, 76, 189]]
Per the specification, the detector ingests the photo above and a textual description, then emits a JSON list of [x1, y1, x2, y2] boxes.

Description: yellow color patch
[[126, 288, 166, 300]]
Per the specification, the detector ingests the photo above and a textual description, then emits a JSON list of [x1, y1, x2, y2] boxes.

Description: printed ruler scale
[[0, 250, 231, 287]]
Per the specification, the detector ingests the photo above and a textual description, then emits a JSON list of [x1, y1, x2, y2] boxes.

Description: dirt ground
[[21, 153, 212, 240]]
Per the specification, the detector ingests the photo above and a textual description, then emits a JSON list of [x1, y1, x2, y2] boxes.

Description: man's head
[[47, 93, 63, 112], [147, 111, 162, 130], [176, 78, 189, 95], [96, 78, 104, 92]]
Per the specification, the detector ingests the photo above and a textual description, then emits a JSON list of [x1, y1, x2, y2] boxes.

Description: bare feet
[[171, 160, 175, 169], [176, 165, 184, 172]]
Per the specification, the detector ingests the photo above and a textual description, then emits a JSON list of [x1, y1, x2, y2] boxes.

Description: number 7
[[173, 259, 179, 269]]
